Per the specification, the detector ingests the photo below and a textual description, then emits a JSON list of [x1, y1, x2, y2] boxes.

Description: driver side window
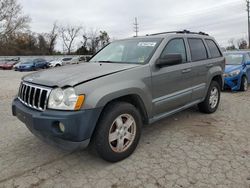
[[161, 38, 187, 63]]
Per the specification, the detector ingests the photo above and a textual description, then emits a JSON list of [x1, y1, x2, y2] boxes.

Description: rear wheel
[[55, 64, 61, 67], [240, 76, 248, 91], [93, 102, 142, 162], [198, 81, 220, 114]]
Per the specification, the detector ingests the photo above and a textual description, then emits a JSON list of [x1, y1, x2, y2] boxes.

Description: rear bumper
[[12, 98, 102, 150]]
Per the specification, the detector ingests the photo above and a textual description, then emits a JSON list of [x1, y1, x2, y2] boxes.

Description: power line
[[133, 17, 139, 37], [176, 0, 242, 17], [185, 13, 245, 31]]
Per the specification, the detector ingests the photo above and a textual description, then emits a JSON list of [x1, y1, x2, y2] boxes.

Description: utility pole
[[247, 0, 250, 48], [133, 17, 139, 37]]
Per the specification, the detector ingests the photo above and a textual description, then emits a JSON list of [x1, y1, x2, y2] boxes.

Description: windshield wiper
[[97, 61, 116, 63]]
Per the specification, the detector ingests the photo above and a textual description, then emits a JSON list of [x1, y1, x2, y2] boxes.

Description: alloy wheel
[[108, 114, 136, 153], [209, 87, 219, 109]]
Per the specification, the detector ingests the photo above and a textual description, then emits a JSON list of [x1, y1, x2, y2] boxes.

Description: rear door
[[151, 38, 193, 116], [186, 38, 223, 101]]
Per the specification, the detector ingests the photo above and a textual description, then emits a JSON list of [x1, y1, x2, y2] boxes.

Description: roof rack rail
[[146, 30, 209, 36]]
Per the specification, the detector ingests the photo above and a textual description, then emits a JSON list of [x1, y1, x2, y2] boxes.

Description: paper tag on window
[[137, 42, 157, 47]]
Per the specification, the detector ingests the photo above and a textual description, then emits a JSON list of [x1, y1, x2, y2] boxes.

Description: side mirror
[[156, 54, 182, 68]]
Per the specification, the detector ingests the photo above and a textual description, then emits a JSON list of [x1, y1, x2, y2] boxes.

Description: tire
[[198, 81, 221, 114], [240, 76, 248, 91], [93, 102, 142, 162], [55, 64, 61, 67]]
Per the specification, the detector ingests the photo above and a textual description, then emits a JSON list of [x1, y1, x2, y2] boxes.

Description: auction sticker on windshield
[[137, 42, 157, 47]]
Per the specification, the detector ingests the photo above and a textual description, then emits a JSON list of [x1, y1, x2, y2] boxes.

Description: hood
[[225, 65, 242, 73], [23, 62, 140, 87]]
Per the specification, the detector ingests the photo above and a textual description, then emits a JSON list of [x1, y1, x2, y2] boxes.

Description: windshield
[[225, 54, 244, 65], [90, 38, 162, 64]]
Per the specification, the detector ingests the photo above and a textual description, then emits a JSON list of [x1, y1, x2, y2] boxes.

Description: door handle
[[182, 68, 192, 73], [206, 64, 214, 68]]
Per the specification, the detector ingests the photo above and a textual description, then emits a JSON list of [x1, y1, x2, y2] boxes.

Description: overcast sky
[[20, 0, 246, 50]]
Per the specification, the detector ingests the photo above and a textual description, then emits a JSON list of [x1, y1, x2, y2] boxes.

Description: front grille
[[18, 82, 51, 111]]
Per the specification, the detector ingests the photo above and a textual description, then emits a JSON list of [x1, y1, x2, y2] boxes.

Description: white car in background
[[48, 56, 87, 67]]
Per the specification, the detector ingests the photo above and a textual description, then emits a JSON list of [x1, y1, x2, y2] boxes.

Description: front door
[[151, 38, 193, 116]]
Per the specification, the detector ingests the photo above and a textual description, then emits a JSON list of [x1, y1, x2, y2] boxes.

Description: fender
[[82, 80, 153, 118], [206, 65, 224, 91]]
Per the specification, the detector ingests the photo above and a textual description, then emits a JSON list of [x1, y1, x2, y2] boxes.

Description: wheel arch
[[98, 94, 149, 125], [211, 75, 223, 90], [242, 73, 248, 79]]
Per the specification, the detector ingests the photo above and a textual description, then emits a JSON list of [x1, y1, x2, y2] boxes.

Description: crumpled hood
[[225, 65, 242, 73], [23, 63, 139, 87]]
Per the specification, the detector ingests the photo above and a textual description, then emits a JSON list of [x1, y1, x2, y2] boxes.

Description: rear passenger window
[[161, 38, 187, 63], [188, 38, 208, 61], [205, 39, 221, 58]]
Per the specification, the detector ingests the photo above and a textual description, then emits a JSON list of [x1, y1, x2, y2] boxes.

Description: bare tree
[[0, 0, 30, 40], [99, 31, 110, 48], [60, 25, 82, 54], [226, 38, 236, 50], [237, 38, 248, 49], [38, 34, 48, 53], [79, 29, 111, 55], [84, 29, 101, 54], [46, 22, 58, 54], [81, 29, 88, 50], [228, 38, 235, 47]]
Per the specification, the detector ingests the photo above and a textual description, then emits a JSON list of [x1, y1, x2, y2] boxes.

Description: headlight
[[48, 87, 84, 110], [224, 70, 241, 77]]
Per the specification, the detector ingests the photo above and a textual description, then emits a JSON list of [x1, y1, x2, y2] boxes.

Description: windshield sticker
[[137, 42, 157, 47]]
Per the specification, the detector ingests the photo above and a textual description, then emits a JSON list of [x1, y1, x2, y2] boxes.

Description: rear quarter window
[[205, 39, 222, 58], [188, 38, 208, 61]]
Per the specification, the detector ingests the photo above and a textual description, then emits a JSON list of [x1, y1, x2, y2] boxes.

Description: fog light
[[59, 122, 65, 133]]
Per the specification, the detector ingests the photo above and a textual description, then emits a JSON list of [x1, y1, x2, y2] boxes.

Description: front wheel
[[240, 76, 248, 91], [93, 102, 142, 162], [198, 81, 221, 114]]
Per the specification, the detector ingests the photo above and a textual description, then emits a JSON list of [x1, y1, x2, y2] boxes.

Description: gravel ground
[[0, 70, 250, 188]]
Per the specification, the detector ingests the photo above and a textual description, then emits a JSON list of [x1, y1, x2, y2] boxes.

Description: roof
[[146, 30, 209, 36], [124, 30, 214, 40]]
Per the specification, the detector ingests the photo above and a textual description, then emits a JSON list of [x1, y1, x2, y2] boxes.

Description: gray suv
[[12, 30, 225, 162]]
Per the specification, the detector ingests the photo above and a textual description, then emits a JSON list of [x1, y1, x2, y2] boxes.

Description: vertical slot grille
[[18, 82, 51, 111]]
